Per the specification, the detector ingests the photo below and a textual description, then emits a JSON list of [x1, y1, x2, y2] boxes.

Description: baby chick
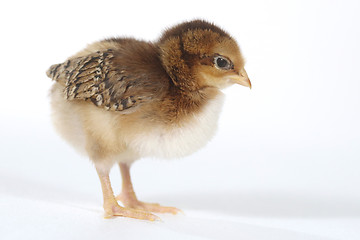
[[47, 20, 251, 221]]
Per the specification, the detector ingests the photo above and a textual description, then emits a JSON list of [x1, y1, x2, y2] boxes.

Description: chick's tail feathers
[[46, 62, 68, 86], [46, 57, 83, 86], [47, 63, 59, 78]]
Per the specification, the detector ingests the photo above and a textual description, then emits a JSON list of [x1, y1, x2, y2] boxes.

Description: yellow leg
[[96, 166, 159, 221], [116, 163, 180, 214]]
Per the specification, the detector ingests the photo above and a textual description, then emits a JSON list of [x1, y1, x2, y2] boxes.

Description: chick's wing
[[47, 49, 163, 112]]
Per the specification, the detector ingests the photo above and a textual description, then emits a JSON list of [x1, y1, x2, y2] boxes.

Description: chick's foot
[[116, 193, 180, 214], [104, 201, 160, 221]]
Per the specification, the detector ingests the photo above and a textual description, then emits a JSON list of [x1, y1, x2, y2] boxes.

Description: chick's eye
[[214, 56, 231, 70]]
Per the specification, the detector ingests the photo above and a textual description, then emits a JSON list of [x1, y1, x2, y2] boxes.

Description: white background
[[1, 0, 360, 239]]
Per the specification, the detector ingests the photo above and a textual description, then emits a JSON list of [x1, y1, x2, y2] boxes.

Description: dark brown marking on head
[[158, 19, 230, 44]]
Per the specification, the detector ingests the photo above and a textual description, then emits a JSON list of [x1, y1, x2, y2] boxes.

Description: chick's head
[[158, 20, 251, 91]]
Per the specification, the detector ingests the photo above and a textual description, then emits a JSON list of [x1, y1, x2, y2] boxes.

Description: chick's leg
[[95, 166, 159, 220], [116, 163, 180, 214]]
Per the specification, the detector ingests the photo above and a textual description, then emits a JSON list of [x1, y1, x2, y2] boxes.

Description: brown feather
[[47, 43, 169, 113]]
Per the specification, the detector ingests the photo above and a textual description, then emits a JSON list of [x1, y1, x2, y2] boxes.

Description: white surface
[[1, 0, 360, 239]]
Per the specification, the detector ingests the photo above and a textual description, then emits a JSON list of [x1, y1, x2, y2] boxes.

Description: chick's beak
[[229, 68, 251, 89]]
